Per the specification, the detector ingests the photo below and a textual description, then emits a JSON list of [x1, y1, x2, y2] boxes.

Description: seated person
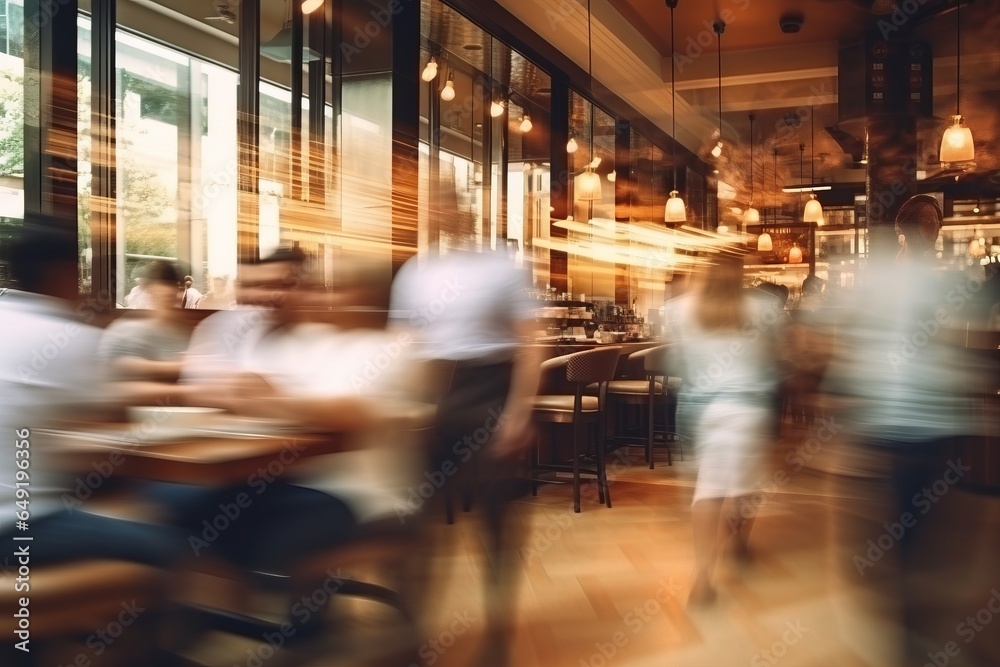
[[99, 260, 194, 405], [0, 221, 188, 662], [155, 249, 422, 576]]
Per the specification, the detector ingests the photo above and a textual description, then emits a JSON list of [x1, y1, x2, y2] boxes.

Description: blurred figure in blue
[[389, 239, 541, 665], [664, 251, 783, 605], [819, 195, 982, 665]]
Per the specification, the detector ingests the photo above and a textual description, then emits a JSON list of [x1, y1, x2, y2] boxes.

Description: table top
[[42, 399, 437, 485]]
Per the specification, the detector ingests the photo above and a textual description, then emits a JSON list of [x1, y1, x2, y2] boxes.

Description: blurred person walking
[[664, 251, 783, 605], [818, 194, 983, 666], [389, 241, 541, 665]]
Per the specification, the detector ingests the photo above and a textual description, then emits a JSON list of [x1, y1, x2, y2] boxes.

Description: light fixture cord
[[717, 25, 723, 146], [955, 0, 961, 116], [810, 105, 815, 184], [588, 0, 593, 79], [774, 149, 778, 223], [749, 113, 754, 204], [670, 3, 677, 192]]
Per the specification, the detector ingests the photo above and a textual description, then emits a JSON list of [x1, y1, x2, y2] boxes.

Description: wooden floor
[[187, 422, 1000, 667]]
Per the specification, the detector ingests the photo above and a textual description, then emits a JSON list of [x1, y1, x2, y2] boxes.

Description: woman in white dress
[[665, 251, 783, 604]]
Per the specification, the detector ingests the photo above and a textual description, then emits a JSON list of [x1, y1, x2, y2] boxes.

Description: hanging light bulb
[[566, 137, 578, 153], [803, 106, 825, 223], [440, 72, 455, 101], [940, 2, 975, 166], [490, 99, 505, 117], [711, 21, 725, 159], [421, 57, 438, 82], [665, 190, 687, 223], [607, 170, 616, 182], [757, 232, 773, 252], [803, 193, 824, 223], [519, 115, 533, 133], [940, 116, 974, 165], [301, 0, 324, 14], [788, 244, 803, 264], [744, 113, 758, 226], [665, 0, 686, 222]]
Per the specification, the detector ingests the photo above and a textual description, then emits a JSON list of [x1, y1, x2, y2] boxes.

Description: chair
[[530, 346, 622, 512], [633, 344, 684, 468], [1, 561, 165, 665]]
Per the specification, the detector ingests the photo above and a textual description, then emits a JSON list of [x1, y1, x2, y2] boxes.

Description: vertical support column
[[187, 61, 205, 285], [90, 0, 115, 303], [548, 74, 569, 293], [391, 0, 420, 273], [176, 61, 194, 273], [23, 0, 78, 225], [427, 58, 440, 253], [238, 0, 261, 263], [290, 0, 303, 201], [865, 113, 917, 259], [614, 118, 629, 306], [307, 3, 326, 207]]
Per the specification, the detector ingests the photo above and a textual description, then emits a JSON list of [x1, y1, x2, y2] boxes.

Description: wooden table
[[43, 400, 437, 486]]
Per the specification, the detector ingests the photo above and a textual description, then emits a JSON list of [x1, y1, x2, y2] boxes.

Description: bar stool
[[530, 346, 622, 512]]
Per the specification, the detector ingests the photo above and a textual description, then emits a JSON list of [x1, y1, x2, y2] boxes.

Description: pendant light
[[519, 115, 533, 133], [711, 21, 725, 158], [301, 0, 323, 14], [939, 0, 974, 166], [743, 113, 759, 225], [421, 57, 439, 82], [664, 0, 687, 223], [440, 70, 455, 101], [757, 147, 773, 252], [803, 106, 824, 224]]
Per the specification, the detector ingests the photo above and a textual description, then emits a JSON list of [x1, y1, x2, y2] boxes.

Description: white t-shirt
[[181, 313, 422, 522], [0, 291, 106, 527], [389, 249, 533, 363]]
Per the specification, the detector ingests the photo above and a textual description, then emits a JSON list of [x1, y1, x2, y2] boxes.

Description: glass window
[[105, 22, 239, 306]]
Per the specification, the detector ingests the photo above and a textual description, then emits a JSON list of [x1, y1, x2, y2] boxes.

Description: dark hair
[[261, 247, 307, 266], [895, 194, 942, 249], [143, 260, 183, 285], [6, 217, 78, 293]]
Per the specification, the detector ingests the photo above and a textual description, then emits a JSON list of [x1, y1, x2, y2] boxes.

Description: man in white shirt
[[0, 222, 182, 568]]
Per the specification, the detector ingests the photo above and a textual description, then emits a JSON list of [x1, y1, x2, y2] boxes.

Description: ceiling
[[496, 0, 1000, 202], [127, 0, 1000, 204]]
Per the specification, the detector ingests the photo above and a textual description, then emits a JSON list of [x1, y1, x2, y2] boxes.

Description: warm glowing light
[[519, 115, 532, 133], [665, 190, 686, 223], [575, 171, 602, 202], [711, 142, 723, 158], [301, 0, 324, 14], [607, 170, 616, 182], [566, 137, 578, 153], [490, 100, 505, 117], [757, 233, 773, 252], [788, 244, 803, 263], [803, 193, 824, 223], [421, 58, 438, 82], [440, 76, 455, 101], [743, 206, 759, 224], [940, 115, 974, 165]]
